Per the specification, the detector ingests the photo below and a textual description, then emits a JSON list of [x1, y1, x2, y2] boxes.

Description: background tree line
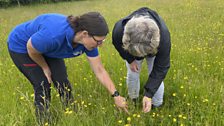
[[0, 0, 83, 8]]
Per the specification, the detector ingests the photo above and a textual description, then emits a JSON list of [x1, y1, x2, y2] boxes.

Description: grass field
[[0, 0, 224, 125]]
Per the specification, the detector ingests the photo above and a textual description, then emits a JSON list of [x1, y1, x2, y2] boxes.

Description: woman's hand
[[142, 96, 152, 113], [130, 60, 139, 72], [114, 96, 129, 114]]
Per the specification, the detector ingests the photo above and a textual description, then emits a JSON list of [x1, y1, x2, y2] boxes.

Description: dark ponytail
[[67, 12, 109, 36]]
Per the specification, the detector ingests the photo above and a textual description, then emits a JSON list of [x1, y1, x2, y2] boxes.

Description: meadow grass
[[0, 0, 224, 125]]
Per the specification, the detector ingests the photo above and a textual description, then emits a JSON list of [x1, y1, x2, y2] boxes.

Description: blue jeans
[[126, 57, 164, 107]]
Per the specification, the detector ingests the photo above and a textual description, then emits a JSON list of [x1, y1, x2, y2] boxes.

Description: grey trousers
[[126, 57, 164, 107]]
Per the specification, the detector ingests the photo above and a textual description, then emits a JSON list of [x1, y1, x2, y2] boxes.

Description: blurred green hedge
[[0, 0, 82, 8]]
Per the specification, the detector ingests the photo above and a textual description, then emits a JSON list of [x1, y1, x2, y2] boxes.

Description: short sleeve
[[31, 28, 54, 53], [85, 48, 99, 57]]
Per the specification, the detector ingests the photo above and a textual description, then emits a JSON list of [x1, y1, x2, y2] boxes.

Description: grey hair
[[122, 16, 160, 57]]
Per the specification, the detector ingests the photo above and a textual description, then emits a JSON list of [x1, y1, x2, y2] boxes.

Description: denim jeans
[[126, 56, 164, 107]]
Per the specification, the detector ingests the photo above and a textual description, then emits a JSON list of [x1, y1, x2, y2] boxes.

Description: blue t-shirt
[[7, 13, 98, 58]]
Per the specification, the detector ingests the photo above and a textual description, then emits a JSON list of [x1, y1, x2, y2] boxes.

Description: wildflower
[[178, 115, 182, 118], [180, 124, 184, 126], [127, 117, 131, 121], [183, 76, 188, 80], [133, 114, 137, 117], [56, 94, 60, 97], [172, 93, 176, 97], [88, 103, 92, 106], [124, 124, 131, 126], [173, 118, 177, 122], [81, 101, 85, 105], [45, 123, 48, 126], [20, 96, 24, 100], [118, 120, 122, 123], [187, 103, 190, 106], [180, 86, 184, 89], [183, 116, 187, 119], [68, 111, 73, 114], [119, 83, 122, 86], [30, 94, 34, 97], [183, 94, 186, 97], [137, 114, 141, 118], [168, 115, 172, 117]]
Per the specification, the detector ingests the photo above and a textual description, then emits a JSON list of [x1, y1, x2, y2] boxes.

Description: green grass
[[0, 0, 224, 125]]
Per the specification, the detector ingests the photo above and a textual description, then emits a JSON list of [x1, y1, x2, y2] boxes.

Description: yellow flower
[[20, 96, 24, 100], [127, 117, 131, 121], [56, 94, 60, 97], [172, 93, 176, 97], [137, 114, 141, 118], [133, 114, 137, 117], [124, 124, 131, 126], [44, 123, 48, 126], [178, 115, 182, 118], [180, 86, 184, 89], [173, 118, 177, 122], [183, 116, 187, 119], [30, 94, 34, 97], [118, 120, 122, 123]]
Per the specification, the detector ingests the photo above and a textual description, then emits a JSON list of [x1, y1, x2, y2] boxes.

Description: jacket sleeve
[[112, 21, 135, 64], [144, 28, 171, 98]]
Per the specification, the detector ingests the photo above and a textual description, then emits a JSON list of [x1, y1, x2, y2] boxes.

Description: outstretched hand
[[114, 96, 129, 114]]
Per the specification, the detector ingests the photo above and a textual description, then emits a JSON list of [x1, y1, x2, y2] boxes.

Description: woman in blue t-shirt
[[8, 12, 128, 124]]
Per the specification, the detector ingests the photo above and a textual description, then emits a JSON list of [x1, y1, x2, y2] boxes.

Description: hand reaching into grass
[[114, 96, 129, 114], [142, 96, 152, 113]]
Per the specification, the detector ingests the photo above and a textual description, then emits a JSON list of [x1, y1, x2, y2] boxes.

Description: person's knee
[[152, 99, 163, 107]]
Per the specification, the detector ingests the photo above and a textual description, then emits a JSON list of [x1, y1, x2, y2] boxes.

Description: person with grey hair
[[112, 7, 171, 113]]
